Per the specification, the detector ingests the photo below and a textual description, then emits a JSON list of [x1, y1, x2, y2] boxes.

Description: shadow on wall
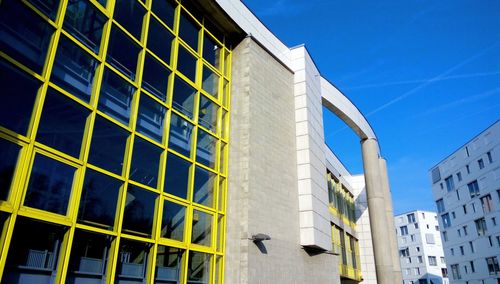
[[353, 186, 367, 223]]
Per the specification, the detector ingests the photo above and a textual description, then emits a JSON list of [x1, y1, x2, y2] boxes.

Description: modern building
[[430, 120, 500, 284], [395, 210, 449, 284], [0, 0, 400, 283]]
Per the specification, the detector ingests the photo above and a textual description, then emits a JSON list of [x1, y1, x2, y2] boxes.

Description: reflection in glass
[[218, 177, 225, 212], [216, 215, 224, 252], [24, 154, 76, 215], [78, 169, 122, 229], [172, 77, 196, 119], [156, 246, 183, 283], [137, 94, 166, 143], [51, 35, 98, 102], [202, 66, 219, 98], [122, 185, 157, 236], [129, 137, 162, 187], [142, 54, 171, 101], [64, 0, 106, 53], [67, 230, 111, 283], [196, 130, 216, 169], [164, 153, 190, 199], [161, 200, 185, 241], [2, 217, 66, 284], [219, 142, 227, 174], [193, 167, 215, 207], [0, 59, 40, 135], [98, 68, 136, 126], [88, 115, 128, 174], [221, 110, 229, 140], [113, 0, 145, 39], [191, 210, 212, 247], [222, 80, 229, 106], [152, 0, 176, 28], [187, 251, 210, 284], [198, 95, 218, 132], [147, 17, 174, 64], [0, 0, 54, 73], [107, 26, 140, 80], [168, 113, 193, 158], [26, 0, 60, 20], [0, 138, 21, 201], [36, 88, 89, 158], [203, 33, 221, 68], [214, 256, 222, 284], [179, 11, 199, 51], [177, 45, 197, 83], [115, 239, 150, 284]]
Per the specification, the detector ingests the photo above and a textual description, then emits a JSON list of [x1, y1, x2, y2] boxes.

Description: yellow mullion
[[170, 101, 197, 125], [120, 232, 155, 244], [134, 130, 165, 149], [0, 53, 45, 82], [87, 0, 110, 16], [94, 109, 133, 133], [111, 20, 144, 47], [149, 11, 176, 36], [75, 222, 117, 236], [145, 48, 174, 72], [54, 224, 75, 283], [46, 81, 93, 110], [157, 235, 189, 249], [0, 212, 18, 280]]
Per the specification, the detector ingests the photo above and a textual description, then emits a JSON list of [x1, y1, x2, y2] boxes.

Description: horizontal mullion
[[85, 163, 126, 182], [127, 179, 162, 195], [60, 30, 104, 62], [119, 232, 156, 244], [33, 142, 84, 167], [46, 82, 94, 111], [0, 128, 31, 145], [75, 222, 118, 236], [0, 53, 46, 82], [17, 207, 73, 227], [111, 20, 144, 47], [134, 131, 165, 149]]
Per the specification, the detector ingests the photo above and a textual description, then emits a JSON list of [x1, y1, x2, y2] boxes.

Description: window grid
[[0, 0, 231, 283]]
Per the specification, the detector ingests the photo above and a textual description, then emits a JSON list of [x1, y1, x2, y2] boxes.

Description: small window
[[460, 246, 464, 255], [442, 213, 451, 228], [407, 213, 416, 223], [478, 159, 485, 169], [452, 211, 456, 219], [428, 256, 437, 266], [469, 241, 475, 253], [466, 164, 470, 174], [414, 222, 419, 229], [400, 226, 408, 236], [436, 199, 445, 213], [487, 151, 493, 163], [475, 218, 487, 236], [468, 180, 480, 198], [456, 172, 462, 182], [425, 233, 435, 244], [486, 257, 500, 275], [463, 225, 468, 236], [481, 194, 493, 213], [445, 176, 455, 191], [463, 205, 467, 214]]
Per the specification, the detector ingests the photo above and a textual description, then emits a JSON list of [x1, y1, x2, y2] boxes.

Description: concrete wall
[[225, 37, 338, 284]]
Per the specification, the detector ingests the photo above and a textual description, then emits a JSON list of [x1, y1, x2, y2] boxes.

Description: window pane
[[164, 153, 190, 199], [2, 217, 66, 283], [24, 154, 76, 215], [88, 116, 128, 174], [203, 33, 221, 69], [201, 66, 219, 98], [122, 185, 157, 236], [98, 68, 135, 126], [0, 59, 41, 135], [216, 215, 224, 252], [147, 17, 174, 65], [198, 94, 218, 132], [172, 77, 196, 119], [36, 89, 90, 158], [0, 0, 54, 73], [219, 142, 227, 175], [191, 210, 212, 247], [179, 11, 199, 51], [218, 177, 225, 212], [161, 200, 186, 241], [196, 130, 216, 169], [26, 0, 60, 20], [187, 251, 210, 284], [193, 167, 215, 208], [115, 239, 150, 283], [78, 169, 122, 229], [67, 230, 111, 282], [156, 246, 183, 283], [0, 138, 21, 201], [129, 136, 162, 188], [177, 45, 197, 83], [64, 0, 106, 53], [107, 26, 140, 80], [222, 80, 229, 106], [137, 94, 166, 143], [168, 113, 193, 158], [113, 0, 145, 40], [142, 54, 171, 101], [221, 110, 229, 140], [51, 35, 99, 102], [151, 0, 176, 28]]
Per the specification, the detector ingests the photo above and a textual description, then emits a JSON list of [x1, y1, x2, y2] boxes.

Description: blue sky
[[243, 0, 500, 214]]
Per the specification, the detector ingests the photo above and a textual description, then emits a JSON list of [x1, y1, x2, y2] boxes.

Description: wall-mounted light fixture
[[249, 233, 271, 242]]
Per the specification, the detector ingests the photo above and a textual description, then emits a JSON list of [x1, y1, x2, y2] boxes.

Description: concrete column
[[379, 157, 403, 283], [361, 138, 394, 284]]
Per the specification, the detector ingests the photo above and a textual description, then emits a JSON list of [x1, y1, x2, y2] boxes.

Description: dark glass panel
[[51, 35, 98, 102], [0, 0, 54, 74], [179, 11, 199, 51], [88, 115, 128, 174], [198, 94, 218, 132], [64, 0, 106, 53], [129, 136, 162, 188], [98, 68, 135, 126], [164, 153, 190, 199], [168, 113, 193, 158], [115, 239, 150, 283], [0, 138, 21, 201], [142, 54, 171, 101], [191, 210, 211, 246], [24, 154, 76, 215], [147, 17, 174, 65], [0, 59, 41, 134], [107, 25, 140, 80], [201, 66, 219, 98], [187, 251, 210, 284], [113, 0, 145, 40], [2, 217, 66, 284], [177, 45, 197, 83], [193, 166, 215, 208], [155, 246, 183, 283], [26, 0, 60, 20], [122, 185, 157, 236], [203, 33, 221, 69], [36, 88, 89, 158], [161, 200, 185, 241], [151, 0, 176, 28], [196, 130, 216, 169], [171, 77, 196, 119], [78, 169, 122, 229], [137, 93, 166, 143]]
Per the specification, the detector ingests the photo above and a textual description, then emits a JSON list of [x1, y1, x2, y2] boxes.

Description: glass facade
[[0, 0, 230, 283]]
